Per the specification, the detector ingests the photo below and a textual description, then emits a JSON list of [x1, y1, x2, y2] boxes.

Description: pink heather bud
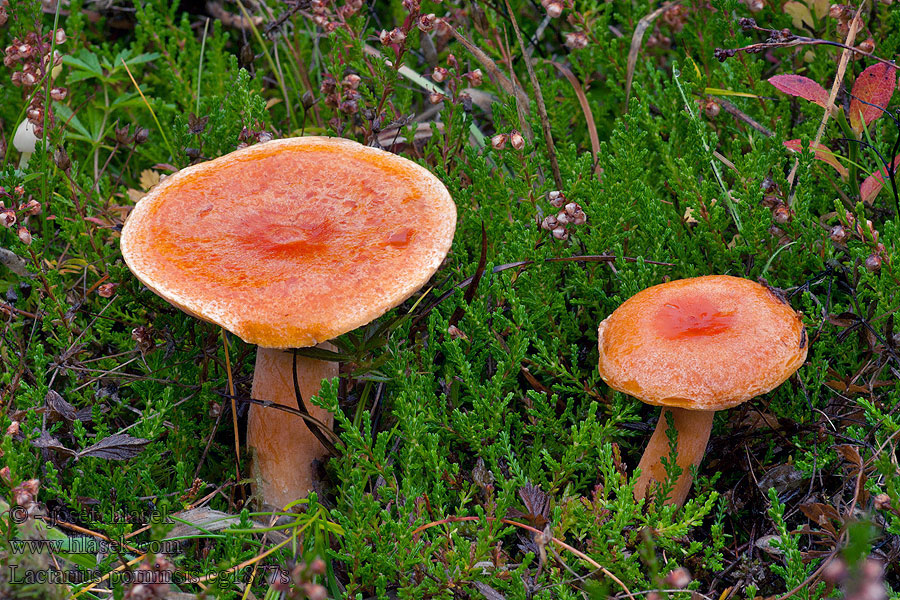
[[0, 210, 16, 228], [50, 87, 67, 101], [97, 283, 119, 298], [664, 568, 692, 589], [428, 92, 445, 104], [379, 29, 391, 44], [418, 13, 436, 32], [491, 134, 508, 150], [342, 73, 361, 89], [54, 28, 66, 44], [26, 108, 42, 122], [551, 226, 568, 240], [0, 466, 10, 483], [6, 421, 19, 436], [465, 69, 483, 86], [402, 0, 419, 11], [431, 66, 448, 82], [564, 202, 578, 216], [548, 190, 565, 207], [545, 1, 563, 17], [0, 7, 7, 27], [556, 212, 570, 225], [310, 558, 327, 576], [22, 71, 37, 87], [704, 100, 721, 118], [17, 226, 32, 245], [446, 53, 458, 69], [389, 28, 406, 44], [510, 131, 525, 150], [17, 44, 31, 58], [14, 185, 24, 197], [565, 32, 589, 49]]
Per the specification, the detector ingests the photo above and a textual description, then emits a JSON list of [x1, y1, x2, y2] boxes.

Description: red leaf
[[860, 154, 900, 205], [783, 139, 848, 178], [849, 63, 897, 135], [769, 74, 829, 108]]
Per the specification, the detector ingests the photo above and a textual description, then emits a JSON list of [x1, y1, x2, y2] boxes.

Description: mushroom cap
[[120, 136, 456, 348], [597, 275, 807, 411], [13, 120, 38, 154]]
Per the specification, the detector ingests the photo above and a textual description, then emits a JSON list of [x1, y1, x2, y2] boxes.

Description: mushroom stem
[[633, 407, 714, 507], [248, 345, 338, 509]]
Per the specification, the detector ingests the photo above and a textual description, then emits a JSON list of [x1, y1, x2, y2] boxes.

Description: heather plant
[[0, 0, 899, 598]]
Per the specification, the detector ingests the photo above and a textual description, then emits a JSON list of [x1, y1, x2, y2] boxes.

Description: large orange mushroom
[[121, 136, 456, 509], [597, 275, 807, 506]]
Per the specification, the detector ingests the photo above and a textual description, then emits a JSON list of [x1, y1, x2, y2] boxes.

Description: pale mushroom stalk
[[633, 407, 714, 507], [248, 346, 338, 508]]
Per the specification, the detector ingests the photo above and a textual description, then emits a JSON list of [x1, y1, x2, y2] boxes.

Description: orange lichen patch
[[121, 137, 456, 348], [597, 275, 807, 411]]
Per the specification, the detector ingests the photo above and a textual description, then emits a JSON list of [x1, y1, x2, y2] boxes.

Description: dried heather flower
[[388, 28, 406, 44], [97, 283, 119, 298], [866, 254, 882, 272], [17, 226, 32, 245], [565, 31, 589, 49], [510, 131, 525, 150], [342, 73, 361, 89], [772, 204, 792, 224], [547, 190, 566, 207], [418, 13, 436, 32], [0, 209, 16, 228], [464, 69, 483, 86], [491, 134, 508, 150]]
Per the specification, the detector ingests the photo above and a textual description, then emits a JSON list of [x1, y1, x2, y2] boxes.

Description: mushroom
[[120, 136, 456, 509], [597, 275, 807, 507], [13, 120, 38, 168]]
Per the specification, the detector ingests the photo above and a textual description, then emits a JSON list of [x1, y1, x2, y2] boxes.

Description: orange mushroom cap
[[597, 275, 807, 411], [120, 136, 456, 349]]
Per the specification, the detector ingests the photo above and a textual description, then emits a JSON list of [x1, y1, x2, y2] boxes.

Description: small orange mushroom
[[597, 275, 807, 506], [121, 136, 456, 509]]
